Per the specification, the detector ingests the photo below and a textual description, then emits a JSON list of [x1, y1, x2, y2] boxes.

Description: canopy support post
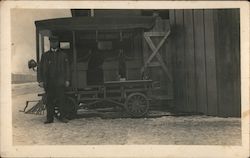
[[36, 28, 39, 63], [72, 31, 78, 92]]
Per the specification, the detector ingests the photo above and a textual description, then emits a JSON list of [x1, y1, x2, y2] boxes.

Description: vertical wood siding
[[174, 10, 186, 110], [169, 9, 240, 117], [184, 10, 196, 112], [204, 10, 218, 116], [193, 10, 207, 114], [214, 9, 241, 117]]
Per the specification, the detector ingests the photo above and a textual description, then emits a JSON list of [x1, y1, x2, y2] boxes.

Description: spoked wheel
[[125, 92, 149, 117], [54, 96, 77, 119]]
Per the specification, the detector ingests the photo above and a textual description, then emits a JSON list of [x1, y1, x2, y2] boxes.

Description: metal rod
[[41, 35, 44, 54], [86, 100, 102, 107], [72, 31, 78, 91], [120, 31, 123, 41], [91, 9, 94, 17], [95, 30, 98, 42], [36, 28, 40, 81], [103, 99, 126, 108], [36, 28, 39, 63]]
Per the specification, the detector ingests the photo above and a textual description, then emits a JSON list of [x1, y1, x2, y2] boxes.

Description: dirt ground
[[12, 83, 241, 145]]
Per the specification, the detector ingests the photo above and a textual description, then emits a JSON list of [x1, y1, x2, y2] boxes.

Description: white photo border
[[1, 1, 249, 157]]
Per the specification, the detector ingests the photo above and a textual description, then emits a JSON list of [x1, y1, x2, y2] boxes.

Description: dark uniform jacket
[[38, 49, 70, 88]]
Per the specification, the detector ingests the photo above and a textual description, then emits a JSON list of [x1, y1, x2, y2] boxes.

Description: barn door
[[141, 17, 173, 101], [141, 31, 172, 82]]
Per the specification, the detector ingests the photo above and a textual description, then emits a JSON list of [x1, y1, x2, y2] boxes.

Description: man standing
[[39, 36, 70, 124]]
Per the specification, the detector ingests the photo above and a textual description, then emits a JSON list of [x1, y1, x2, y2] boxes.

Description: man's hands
[[65, 81, 70, 87], [38, 82, 44, 88]]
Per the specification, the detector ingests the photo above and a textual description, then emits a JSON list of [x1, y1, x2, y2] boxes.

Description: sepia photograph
[[1, 1, 249, 158]]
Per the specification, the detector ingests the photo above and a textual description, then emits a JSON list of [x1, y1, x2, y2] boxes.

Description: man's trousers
[[45, 85, 66, 121]]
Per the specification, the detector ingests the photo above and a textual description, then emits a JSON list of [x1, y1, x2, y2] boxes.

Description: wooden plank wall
[[143, 17, 173, 99], [169, 9, 240, 117], [172, 10, 186, 108], [184, 10, 196, 112], [214, 9, 241, 117], [193, 10, 207, 114], [204, 10, 218, 116]]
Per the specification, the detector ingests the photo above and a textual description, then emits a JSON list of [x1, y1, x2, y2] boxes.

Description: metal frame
[[77, 80, 153, 117]]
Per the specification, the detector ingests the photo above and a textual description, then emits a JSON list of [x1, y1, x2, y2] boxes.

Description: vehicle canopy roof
[[35, 16, 156, 31]]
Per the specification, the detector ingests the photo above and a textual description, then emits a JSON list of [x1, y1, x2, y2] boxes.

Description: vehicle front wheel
[[54, 96, 77, 119]]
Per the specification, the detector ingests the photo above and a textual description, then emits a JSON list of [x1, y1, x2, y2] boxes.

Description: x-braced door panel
[[141, 30, 172, 82]]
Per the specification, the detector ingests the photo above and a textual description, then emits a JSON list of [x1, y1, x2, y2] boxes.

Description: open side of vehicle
[[26, 15, 172, 117]]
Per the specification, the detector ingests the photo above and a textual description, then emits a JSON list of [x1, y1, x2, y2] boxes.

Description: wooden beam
[[194, 9, 207, 114], [204, 10, 218, 116], [41, 35, 44, 54], [142, 32, 149, 67], [184, 9, 196, 112], [232, 9, 241, 117], [36, 29, 39, 62], [148, 62, 160, 67], [175, 9, 186, 111], [168, 10, 176, 101], [72, 31, 78, 90], [143, 31, 170, 66], [144, 32, 169, 36], [36, 28, 40, 81], [142, 31, 172, 81]]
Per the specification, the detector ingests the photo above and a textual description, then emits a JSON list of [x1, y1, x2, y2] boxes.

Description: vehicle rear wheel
[[125, 92, 149, 117]]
